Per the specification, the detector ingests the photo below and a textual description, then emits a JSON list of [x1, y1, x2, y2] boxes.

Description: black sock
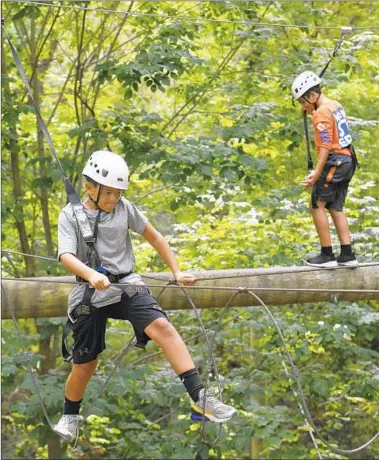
[[321, 246, 333, 256], [63, 397, 82, 415], [341, 244, 352, 256], [179, 368, 204, 402]]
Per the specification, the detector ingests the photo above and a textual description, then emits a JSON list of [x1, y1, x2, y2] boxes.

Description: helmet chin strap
[[89, 184, 106, 212], [303, 93, 321, 112], [88, 185, 104, 242], [88, 184, 122, 213]]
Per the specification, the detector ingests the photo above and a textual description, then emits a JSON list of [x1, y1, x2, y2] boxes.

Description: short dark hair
[[302, 84, 321, 99], [83, 175, 99, 186]]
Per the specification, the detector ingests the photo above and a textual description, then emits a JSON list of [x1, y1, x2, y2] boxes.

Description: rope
[[2, 276, 379, 453], [5, 0, 378, 3], [281, 359, 323, 459], [3, 249, 379, 280], [84, 334, 137, 412], [1, 283, 55, 430], [2, 4, 378, 451], [4, 0, 379, 31], [2, 250, 59, 263], [178, 283, 227, 444], [1, 26, 67, 179], [245, 289, 379, 454], [2, 276, 379, 294], [83, 280, 192, 414]]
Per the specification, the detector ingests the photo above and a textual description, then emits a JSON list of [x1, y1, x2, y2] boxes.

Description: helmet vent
[[82, 150, 129, 190]]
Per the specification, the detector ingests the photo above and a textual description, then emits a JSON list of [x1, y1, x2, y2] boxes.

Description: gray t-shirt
[[58, 197, 149, 312]]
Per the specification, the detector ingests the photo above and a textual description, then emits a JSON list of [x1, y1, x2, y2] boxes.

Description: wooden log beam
[[2, 265, 379, 319]]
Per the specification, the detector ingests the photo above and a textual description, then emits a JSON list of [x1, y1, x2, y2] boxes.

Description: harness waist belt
[[69, 304, 92, 322], [76, 271, 132, 284]]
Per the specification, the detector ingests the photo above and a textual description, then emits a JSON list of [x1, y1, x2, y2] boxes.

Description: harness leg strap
[[61, 286, 95, 362]]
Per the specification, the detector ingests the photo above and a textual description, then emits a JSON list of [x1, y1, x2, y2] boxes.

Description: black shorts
[[311, 154, 355, 211], [69, 286, 168, 364]]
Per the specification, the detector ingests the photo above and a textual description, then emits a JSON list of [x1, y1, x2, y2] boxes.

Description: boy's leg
[[310, 200, 331, 247], [327, 170, 357, 266], [119, 289, 236, 422], [329, 208, 351, 245], [145, 318, 195, 374], [144, 319, 203, 400], [65, 360, 98, 402], [323, 159, 357, 265], [145, 317, 236, 422], [329, 201, 357, 266], [53, 360, 98, 442], [54, 307, 107, 441], [306, 199, 337, 267]]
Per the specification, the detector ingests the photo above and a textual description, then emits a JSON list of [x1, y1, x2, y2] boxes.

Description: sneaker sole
[[338, 260, 359, 267], [190, 411, 211, 422], [305, 260, 338, 268], [192, 413, 234, 423], [190, 405, 236, 423]]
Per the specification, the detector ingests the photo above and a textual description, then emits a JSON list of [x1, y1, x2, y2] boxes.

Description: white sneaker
[[190, 388, 237, 423], [53, 414, 81, 442]]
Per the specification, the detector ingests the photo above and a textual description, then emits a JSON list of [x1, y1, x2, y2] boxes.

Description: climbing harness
[[2, 14, 379, 454], [1, 18, 130, 365], [2, 19, 223, 431], [3, 258, 379, 452], [302, 26, 354, 172]]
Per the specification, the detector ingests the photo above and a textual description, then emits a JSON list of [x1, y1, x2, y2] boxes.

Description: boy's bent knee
[[72, 359, 98, 377], [145, 317, 177, 338]]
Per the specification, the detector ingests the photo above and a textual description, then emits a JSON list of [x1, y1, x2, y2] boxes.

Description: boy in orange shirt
[[292, 71, 358, 267]]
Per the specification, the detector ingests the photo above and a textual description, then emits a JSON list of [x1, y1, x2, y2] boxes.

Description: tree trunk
[[2, 265, 378, 319], [47, 435, 62, 459], [1, 35, 35, 277], [30, 17, 55, 256]]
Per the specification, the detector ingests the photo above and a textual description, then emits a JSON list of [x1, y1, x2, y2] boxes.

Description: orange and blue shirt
[[312, 100, 352, 156]]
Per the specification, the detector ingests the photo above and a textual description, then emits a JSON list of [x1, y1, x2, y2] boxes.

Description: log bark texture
[[2, 265, 378, 319]]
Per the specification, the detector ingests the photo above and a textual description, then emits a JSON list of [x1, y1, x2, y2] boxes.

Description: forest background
[[1, 0, 379, 459]]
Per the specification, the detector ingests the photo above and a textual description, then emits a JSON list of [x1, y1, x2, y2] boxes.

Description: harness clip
[[68, 310, 78, 324]]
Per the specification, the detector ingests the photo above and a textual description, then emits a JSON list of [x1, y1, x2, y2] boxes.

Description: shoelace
[[202, 389, 227, 412]]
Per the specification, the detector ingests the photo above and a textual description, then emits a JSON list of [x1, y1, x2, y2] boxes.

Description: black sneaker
[[337, 252, 358, 267], [305, 253, 338, 268]]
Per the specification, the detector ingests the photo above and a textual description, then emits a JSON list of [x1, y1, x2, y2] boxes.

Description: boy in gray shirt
[[53, 150, 236, 442]]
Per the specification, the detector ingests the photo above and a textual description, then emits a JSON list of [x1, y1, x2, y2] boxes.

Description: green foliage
[[1, 1, 379, 459]]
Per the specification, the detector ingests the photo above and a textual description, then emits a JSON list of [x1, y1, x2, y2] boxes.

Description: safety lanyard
[[303, 27, 352, 171], [2, 21, 100, 267]]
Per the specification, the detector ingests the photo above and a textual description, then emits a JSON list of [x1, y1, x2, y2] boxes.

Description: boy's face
[[297, 91, 319, 114], [87, 183, 122, 212]]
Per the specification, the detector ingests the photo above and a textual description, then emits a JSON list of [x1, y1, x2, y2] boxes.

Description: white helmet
[[82, 150, 129, 190], [292, 71, 321, 100]]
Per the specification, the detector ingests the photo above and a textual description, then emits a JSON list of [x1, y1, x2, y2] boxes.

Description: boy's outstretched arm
[[141, 223, 197, 286], [60, 253, 110, 290]]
